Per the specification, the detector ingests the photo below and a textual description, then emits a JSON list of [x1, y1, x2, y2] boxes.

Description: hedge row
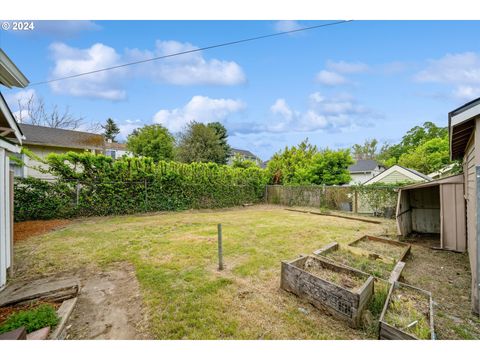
[[14, 152, 268, 221]]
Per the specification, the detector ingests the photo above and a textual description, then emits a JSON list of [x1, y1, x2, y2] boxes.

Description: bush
[[0, 304, 59, 334], [15, 153, 268, 221]]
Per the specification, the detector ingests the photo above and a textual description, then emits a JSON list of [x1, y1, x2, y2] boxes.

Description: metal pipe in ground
[[217, 223, 223, 271]]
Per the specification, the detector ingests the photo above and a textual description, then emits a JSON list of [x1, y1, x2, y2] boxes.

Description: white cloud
[[47, 40, 246, 99], [274, 21, 302, 33], [326, 60, 369, 74], [125, 40, 246, 86], [117, 119, 143, 140], [153, 96, 246, 133], [414, 52, 480, 101], [267, 93, 376, 133], [48, 42, 127, 100], [316, 70, 348, 86]]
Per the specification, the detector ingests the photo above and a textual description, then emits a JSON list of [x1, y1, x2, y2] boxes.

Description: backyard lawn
[[11, 205, 479, 339]]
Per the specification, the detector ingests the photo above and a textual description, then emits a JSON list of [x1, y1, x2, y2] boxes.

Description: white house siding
[[464, 130, 478, 313], [15, 145, 97, 179], [0, 148, 12, 289], [349, 173, 373, 185], [378, 170, 413, 184]]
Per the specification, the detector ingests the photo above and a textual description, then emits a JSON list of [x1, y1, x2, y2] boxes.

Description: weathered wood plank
[[281, 255, 373, 328]]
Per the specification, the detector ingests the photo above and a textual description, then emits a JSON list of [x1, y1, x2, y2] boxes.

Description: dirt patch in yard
[[64, 263, 149, 339], [14, 220, 72, 242], [401, 239, 480, 339]]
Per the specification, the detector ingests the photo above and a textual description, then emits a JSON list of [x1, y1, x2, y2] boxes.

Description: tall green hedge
[[14, 152, 268, 221]]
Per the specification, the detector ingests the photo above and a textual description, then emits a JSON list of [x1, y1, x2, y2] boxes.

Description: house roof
[[363, 164, 431, 185], [0, 92, 24, 145], [18, 124, 105, 150], [105, 142, 127, 150], [0, 50, 28, 146], [0, 49, 29, 89], [231, 148, 261, 161], [448, 96, 480, 160], [348, 159, 380, 173]]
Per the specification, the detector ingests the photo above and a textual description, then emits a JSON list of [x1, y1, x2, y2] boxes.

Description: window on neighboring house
[[9, 153, 24, 178], [106, 150, 116, 160]]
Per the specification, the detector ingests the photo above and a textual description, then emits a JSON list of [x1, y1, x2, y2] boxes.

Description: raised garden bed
[[281, 255, 374, 327], [318, 245, 396, 280], [347, 235, 411, 262], [379, 282, 435, 340]]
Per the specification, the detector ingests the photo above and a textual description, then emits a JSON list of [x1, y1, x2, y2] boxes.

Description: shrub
[[0, 304, 59, 334], [15, 153, 268, 221]]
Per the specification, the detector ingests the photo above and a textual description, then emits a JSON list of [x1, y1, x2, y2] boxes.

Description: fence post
[[354, 189, 358, 214], [217, 223, 224, 271], [144, 179, 148, 211], [75, 182, 80, 207]]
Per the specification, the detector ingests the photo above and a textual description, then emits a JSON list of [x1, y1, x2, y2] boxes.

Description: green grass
[[13, 205, 394, 339], [383, 286, 431, 340], [0, 304, 59, 334]]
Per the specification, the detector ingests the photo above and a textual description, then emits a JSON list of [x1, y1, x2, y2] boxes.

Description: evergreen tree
[[102, 118, 120, 142]]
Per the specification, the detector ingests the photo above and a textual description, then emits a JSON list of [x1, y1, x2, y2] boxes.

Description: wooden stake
[[217, 223, 223, 270]]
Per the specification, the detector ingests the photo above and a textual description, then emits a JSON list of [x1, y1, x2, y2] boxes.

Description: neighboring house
[[10, 124, 131, 178], [104, 140, 132, 160], [228, 148, 262, 166], [357, 165, 430, 214], [12, 124, 105, 179], [363, 165, 431, 185], [0, 49, 29, 290], [348, 159, 385, 185]]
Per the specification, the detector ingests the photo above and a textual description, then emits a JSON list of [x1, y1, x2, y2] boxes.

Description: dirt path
[[65, 263, 149, 340]]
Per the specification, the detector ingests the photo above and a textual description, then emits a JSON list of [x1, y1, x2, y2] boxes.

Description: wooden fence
[[265, 185, 354, 211]]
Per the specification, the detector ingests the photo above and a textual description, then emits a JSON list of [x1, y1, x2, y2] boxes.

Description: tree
[[397, 137, 450, 174], [266, 139, 318, 185], [102, 118, 120, 142], [377, 121, 448, 166], [351, 138, 379, 160], [126, 124, 175, 162], [176, 122, 231, 164], [308, 149, 354, 185], [266, 139, 353, 185], [207, 122, 231, 163], [14, 93, 83, 129]]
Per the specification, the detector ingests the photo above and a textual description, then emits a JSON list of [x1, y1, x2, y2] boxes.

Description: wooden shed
[[396, 174, 466, 252]]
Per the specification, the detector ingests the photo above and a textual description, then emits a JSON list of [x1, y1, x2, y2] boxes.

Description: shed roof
[[19, 124, 105, 150], [348, 159, 380, 173], [399, 173, 464, 190]]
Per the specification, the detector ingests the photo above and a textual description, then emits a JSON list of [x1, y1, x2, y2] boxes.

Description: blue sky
[[1, 20, 480, 160]]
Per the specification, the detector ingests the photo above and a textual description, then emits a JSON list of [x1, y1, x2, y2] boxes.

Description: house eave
[[0, 49, 29, 88]]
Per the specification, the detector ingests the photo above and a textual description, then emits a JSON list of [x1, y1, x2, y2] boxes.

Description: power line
[[29, 20, 353, 86]]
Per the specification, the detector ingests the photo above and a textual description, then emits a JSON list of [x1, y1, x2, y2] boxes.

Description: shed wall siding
[[464, 129, 478, 313]]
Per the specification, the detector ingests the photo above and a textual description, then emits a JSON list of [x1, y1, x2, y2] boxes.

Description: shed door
[[440, 183, 466, 252]]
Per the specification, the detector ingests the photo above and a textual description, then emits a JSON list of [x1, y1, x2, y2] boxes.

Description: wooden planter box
[[379, 282, 435, 340], [314, 242, 404, 283], [281, 255, 374, 328], [347, 235, 411, 262]]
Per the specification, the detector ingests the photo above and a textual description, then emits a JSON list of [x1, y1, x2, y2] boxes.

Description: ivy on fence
[[14, 152, 268, 221]]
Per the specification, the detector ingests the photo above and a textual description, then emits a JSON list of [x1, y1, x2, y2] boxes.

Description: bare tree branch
[[14, 94, 84, 130]]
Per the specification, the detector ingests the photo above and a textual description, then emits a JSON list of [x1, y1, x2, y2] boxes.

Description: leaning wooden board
[[378, 281, 435, 340], [281, 255, 374, 328]]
